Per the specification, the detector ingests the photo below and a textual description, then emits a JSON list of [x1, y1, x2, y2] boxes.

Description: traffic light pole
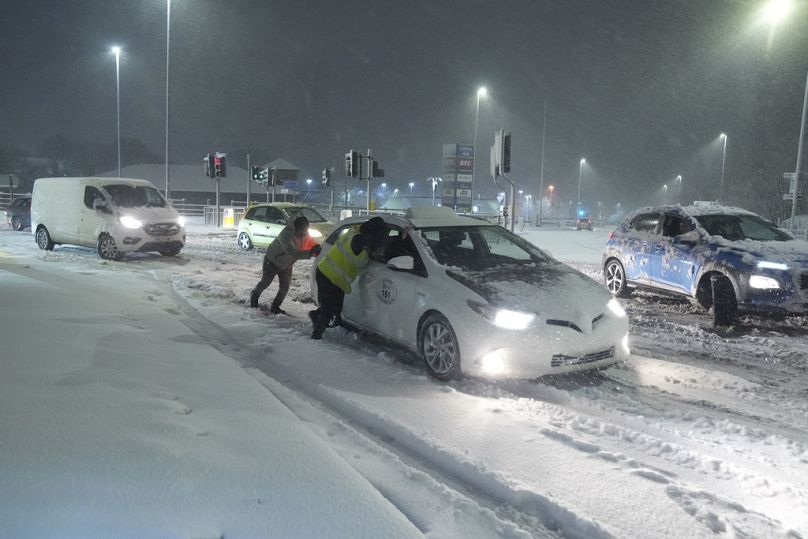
[[246, 154, 251, 206], [215, 178, 221, 227]]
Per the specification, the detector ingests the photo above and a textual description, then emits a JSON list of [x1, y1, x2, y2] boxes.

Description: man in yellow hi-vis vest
[[309, 216, 386, 339]]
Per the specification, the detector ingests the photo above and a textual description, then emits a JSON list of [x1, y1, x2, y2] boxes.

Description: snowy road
[[2, 223, 807, 538]]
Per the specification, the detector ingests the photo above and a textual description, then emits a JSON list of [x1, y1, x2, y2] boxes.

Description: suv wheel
[[605, 259, 631, 298], [710, 274, 736, 327]]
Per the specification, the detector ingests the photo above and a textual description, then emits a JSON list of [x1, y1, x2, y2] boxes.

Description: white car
[[311, 207, 630, 380]]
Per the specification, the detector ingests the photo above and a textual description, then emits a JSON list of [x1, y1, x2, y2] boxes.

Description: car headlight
[[467, 301, 536, 330], [749, 275, 780, 289], [606, 298, 627, 318], [177, 216, 186, 227], [309, 228, 323, 238], [119, 216, 143, 229], [756, 261, 788, 270]]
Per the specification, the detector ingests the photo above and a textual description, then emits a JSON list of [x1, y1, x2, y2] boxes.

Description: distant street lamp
[[165, 0, 172, 199], [306, 178, 313, 189], [548, 185, 554, 218], [471, 86, 487, 204], [761, 0, 793, 25], [576, 158, 586, 214], [663, 184, 668, 204], [408, 181, 414, 195], [393, 188, 399, 197], [676, 175, 683, 203], [427, 177, 442, 206], [719, 133, 728, 202], [111, 46, 122, 178]]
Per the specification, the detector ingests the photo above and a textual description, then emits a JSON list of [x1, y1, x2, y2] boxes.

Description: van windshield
[[103, 185, 167, 208]]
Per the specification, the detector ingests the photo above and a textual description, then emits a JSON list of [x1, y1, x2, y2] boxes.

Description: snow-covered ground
[[1, 221, 807, 538]]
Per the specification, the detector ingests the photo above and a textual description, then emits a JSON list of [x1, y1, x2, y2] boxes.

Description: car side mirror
[[387, 255, 415, 272], [675, 230, 700, 244], [93, 199, 111, 213]]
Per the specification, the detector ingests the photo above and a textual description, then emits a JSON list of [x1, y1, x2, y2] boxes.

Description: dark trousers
[[252, 259, 293, 309], [311, 267, 345, 338]]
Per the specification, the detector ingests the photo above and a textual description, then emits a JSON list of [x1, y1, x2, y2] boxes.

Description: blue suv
[[603, 203, 808, 325]]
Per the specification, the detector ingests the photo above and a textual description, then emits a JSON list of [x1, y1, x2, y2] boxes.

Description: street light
[[576, 158, 586, 212], [111, 46, 121, 178], [761, 0, 793, 25], [676, 175, 683, 203], [393, 188, 399, 197], [719, 133, 728, 202], [471, 86, 487, 204], [427, 177, 442, 206], [548, 185, 554, 218], [164, 0, 172, 199], [408, 181, 414, 195], [663, 184, 668, 204], [306, 178, 313, 188]]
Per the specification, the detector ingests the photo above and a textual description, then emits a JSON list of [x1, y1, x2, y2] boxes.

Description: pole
[[215, 178, 220, 227], [538, 99, 547, 224], [266, 180, 270, 203], [364, 150, 370, 212], [164, 0, 171, 200], [246, 154, 251, 206], [115, 49, 121, 178], [576, 160, 584, 214], [471, 94, 481, 209], [790, 72, 808, 230], [719, 135, 727, 203]]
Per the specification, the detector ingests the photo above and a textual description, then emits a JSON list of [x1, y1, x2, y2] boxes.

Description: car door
[[245, 207, 271, 246], [78, 186, 106, 244], [622, 212, 660, 284], [265, 207, 288, 243], [657, 213, 699, 293]]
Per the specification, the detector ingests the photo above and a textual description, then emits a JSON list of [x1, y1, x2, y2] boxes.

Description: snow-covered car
[[576, 218, 593, 231], [237, 203, 334, 250], [603, 203, 808, 324], [4, 196, 31, 231], [311, 207, 629, 380]]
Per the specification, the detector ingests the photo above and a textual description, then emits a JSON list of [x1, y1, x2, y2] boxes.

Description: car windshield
[[694, 214, 791, 242], [286, 207, 327, 223], [420, 225, 554, 270], [103, 185, 167, 208]]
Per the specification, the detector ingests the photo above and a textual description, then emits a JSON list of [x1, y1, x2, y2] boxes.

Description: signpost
[[441, 143, 474, 212]]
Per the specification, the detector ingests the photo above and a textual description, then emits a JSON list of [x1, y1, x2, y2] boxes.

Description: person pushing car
[[250, 215, 321, 314], [309, 216, 386, 339]]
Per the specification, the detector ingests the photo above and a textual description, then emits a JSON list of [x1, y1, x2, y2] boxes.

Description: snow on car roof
[[623, 203, 758, 221], [338, 207, 490, 228]]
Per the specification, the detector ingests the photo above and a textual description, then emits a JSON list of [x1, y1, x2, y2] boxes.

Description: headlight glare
[[607, 298, 627, 318], [467, 301, 535, 330], [120, 216, 143, 229], [749, 275, 780, 289], [309, 228, 323, 238], [177, 216, 186, 227]]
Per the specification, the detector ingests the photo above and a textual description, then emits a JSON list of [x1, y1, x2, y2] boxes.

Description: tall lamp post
[[548, 185, 554, 218], [471, 87, 487, 205], [676, 174, 683, 203], [427, 177, 442, 206], [164, 0, 172, 200], [408, 182, 414, 196], [719, 133, 727, 202], [576, 158, 586, 215], [663, 184, 668, 204], [790, 72, 808, 229], [111, 46, 122, 178]]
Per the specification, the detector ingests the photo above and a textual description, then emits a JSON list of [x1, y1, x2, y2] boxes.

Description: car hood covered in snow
[[448, 263, 612, 320]]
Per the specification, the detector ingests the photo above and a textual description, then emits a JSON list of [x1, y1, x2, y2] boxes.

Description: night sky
[[3, 0, 808, 214]]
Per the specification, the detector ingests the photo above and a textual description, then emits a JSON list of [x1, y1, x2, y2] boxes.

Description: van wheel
[[97, 234, 122, 260], [36, 226, 54, 251], [11, 216, 24, 231], [419, 313, 462, 381], [159, 247, 181, 257]]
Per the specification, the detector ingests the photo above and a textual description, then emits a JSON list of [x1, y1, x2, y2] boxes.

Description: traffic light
[[501, 132, 511, 174], [213, 152, 226, 178], [345, 149, 359, 178], [251, 166, 263, 182], [204, 153, 213, 178], [322, 168, 332, 187], [371, 159, 384, 178]]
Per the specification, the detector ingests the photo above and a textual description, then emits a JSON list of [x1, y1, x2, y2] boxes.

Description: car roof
[[336, 206, 494, 229], [249, 203, 312, 210], [623, 203, 759, 222]]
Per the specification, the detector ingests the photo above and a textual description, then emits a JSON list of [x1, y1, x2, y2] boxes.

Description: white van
[[31, 177, 186, 260]]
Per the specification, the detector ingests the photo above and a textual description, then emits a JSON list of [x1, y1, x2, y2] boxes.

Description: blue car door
[[622, 212, 660, 284], [657, 214, 700, 293]]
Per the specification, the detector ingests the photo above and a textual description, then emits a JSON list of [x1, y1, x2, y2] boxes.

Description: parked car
[[4, 196, 31, 231], [311, 206, 629, 380], [576, 218, 593, 230], [32, 177, 186, 260], [237, 203, 334, 250], [603, 203, 808, 325]]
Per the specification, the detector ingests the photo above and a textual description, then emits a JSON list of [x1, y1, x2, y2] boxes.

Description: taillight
[[608, 232, 614, 240]]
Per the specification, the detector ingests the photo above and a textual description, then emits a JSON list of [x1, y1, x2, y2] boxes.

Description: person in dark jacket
[[309, 216, 386, 339], [250, 216, 321, 313]]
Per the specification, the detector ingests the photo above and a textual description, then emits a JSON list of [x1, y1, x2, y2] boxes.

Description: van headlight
[[176, 216, 186, 227], [467, 301, 536, 330], [749, 275, 780, 289], [607, 298, 627, 318], [120, 216, 143, 229]]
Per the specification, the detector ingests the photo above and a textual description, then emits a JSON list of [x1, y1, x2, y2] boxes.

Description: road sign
[[283, 180, 297, 189], [783, 193, 805, 201]]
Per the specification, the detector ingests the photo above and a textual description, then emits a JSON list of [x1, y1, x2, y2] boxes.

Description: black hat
[[293, 216, 309, 230], [360, 216, 385, 235]]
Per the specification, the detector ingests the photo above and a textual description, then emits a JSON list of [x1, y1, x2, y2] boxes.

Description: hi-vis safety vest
[[318, 228, 368, 294]]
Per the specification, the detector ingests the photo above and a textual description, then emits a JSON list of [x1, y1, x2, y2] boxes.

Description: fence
[[0, 192, 31, 209]]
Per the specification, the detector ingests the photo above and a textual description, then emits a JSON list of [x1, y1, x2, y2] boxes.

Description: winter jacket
[[317, 229, 369, 294], [265, 225, 311, 270]]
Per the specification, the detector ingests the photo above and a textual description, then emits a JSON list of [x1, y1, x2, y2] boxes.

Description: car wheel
[[238, 232, 253, 250], [605, 259, 631, 298], [35, 226, 54, 251], [97, 234, 122, 260], [11, 216, 24, 231], [710, 274, 736, 327], [159, 247, 181, 257], [419, 313, 462, 380]]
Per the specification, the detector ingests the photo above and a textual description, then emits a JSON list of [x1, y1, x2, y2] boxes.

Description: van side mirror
[[93, 199, 111, 213], [387, 255, 415, 272]]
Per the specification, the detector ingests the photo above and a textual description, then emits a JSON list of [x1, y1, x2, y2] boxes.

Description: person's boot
[[269, 304, 286, 315], [250, 290, 259, 308], [311, 311, 330, 340]]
